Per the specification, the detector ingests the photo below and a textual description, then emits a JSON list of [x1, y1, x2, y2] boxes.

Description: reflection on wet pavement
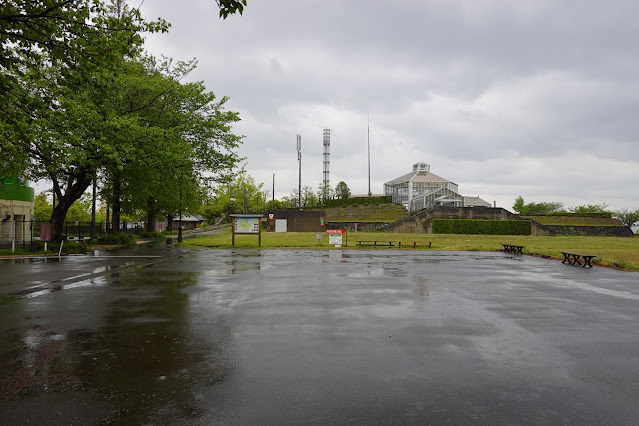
[[1, 249, 639, 424]]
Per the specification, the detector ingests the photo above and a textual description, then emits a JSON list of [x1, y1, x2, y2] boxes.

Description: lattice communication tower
[[322, 129, 330, 201]]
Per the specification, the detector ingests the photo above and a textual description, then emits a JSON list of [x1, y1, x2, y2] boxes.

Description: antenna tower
[[322, 129, 330, 202]]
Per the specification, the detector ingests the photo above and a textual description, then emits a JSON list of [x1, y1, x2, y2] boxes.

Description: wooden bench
[[356, 241, 394, 247], [398, 242, 432, 248], [560, 252, 596, 268], [502, 244, 524, 254]]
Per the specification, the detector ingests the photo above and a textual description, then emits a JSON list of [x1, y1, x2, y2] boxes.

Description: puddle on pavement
[[0, 269, 235, 424]]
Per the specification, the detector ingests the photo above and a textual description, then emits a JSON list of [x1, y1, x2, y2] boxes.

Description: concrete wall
[[381, 206, 550, 235], [380, 206, 635, 236]]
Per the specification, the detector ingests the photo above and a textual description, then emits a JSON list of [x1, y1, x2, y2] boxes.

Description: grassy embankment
[[325, 204, 408, 222], [180, 227, 639, 270], [522, 216, 622, 226]]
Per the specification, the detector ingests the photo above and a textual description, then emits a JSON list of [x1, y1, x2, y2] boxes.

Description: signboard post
[[231, 214, 264, 247], [326, 229, 346, 247]]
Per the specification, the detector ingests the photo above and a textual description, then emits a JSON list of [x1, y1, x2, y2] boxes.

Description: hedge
[[432, 219, 532, 235], [323, 195, 392, 208]]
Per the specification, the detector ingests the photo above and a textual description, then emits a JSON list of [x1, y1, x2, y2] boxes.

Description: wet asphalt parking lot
[[1, 247, 639, 424]]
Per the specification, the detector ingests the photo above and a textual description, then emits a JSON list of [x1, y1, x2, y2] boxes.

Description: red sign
[[269, 213, 274, 220], [326, 229, 345, 235], [40, 223, 52, 242]]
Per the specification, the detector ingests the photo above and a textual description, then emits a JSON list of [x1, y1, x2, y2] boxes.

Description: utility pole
[[368, 114, 372, 197], [272, 173, 275, 210], [297, 134, 302, 209]]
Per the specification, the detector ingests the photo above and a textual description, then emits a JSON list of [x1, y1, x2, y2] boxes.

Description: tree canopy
[[335, 181, 351, 199], [512, 196, 564, 215], [1, 0, 245, 239], [613, 209, 639, 228]]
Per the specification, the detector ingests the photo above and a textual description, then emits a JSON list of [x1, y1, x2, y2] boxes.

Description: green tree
[[34, 193, 53, 223], [317, 182, 334, 204], [512, 196, 563, 215], [568, 204, 609, 215], [613, 209, 639, 228], [202, 170, 265, 221], [301, 185, 317, 207], [335, 181, 351, 199], [102, 56, 242, 232], [512, 196, 525, 214]]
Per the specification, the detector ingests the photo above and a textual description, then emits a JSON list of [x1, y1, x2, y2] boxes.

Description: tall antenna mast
[[297, 134, 302, 209], [367, 114, 371, 197], [323, 129, 330, 203]]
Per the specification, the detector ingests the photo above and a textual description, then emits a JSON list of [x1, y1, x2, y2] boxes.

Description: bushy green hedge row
[[432, 219, 532, 235], [323, 195, 392, 208], [97, 233, 136, 245]]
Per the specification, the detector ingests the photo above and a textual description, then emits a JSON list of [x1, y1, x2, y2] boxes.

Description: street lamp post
[[178, 178, 183, 243]]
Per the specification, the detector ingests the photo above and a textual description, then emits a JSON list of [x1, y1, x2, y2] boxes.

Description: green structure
[[0, 176, 35, 243]]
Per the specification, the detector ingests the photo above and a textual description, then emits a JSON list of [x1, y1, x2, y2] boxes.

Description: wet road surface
[[1, 248, 639, 424]]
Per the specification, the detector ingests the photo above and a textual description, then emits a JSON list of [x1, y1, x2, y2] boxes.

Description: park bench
[[560, 252, 596, 268], [398, 242, 432, 248], [502, 244, 524, 254], [356, 241, 394, 247]]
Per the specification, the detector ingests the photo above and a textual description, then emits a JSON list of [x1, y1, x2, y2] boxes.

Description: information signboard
[[234, 217, 260, 234], [231, 214, 264, 246], [326, 229, 346, 247]]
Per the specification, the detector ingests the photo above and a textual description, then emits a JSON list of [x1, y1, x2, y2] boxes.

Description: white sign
[[329, 234, 343, 246]]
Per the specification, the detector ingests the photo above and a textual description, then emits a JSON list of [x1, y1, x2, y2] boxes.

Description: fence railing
[[0, 220, 146, 249]]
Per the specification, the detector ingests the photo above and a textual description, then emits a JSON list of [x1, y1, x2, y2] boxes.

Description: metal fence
[[0, 220, 146, 249]]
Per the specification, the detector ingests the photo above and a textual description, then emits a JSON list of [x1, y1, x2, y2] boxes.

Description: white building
[[383, 162, 491, 212]]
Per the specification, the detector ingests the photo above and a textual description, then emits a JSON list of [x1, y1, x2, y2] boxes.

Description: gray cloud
[[141, 0, 639, 209]]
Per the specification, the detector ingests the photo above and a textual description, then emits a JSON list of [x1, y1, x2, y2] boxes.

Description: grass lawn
[[180, 228, 639, 270]]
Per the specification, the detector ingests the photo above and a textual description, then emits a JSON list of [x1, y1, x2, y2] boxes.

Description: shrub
[[139, 230, 164, 239], [97, 233, 136, 246]]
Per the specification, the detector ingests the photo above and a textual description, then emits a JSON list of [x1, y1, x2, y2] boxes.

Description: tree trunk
[[166, 215, 174, 231], [146, 197, 156, 232], [50, 176, 92, 241], [111, 175, 121, 233]]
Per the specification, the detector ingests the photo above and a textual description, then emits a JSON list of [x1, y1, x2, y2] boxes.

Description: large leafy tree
[[1, 1, 166, 239], [101, 56, 242, 232], [1, 1, 244, 240]]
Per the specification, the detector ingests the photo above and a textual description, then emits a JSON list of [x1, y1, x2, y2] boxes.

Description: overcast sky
[[138, 0, 639, 210]]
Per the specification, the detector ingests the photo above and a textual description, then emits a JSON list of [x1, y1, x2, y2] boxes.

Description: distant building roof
[[384, 170, 452, 186]]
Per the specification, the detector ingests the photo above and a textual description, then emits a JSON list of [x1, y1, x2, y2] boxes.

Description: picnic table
[[502, 244, 524, 254], [560, 252, 596, 268]]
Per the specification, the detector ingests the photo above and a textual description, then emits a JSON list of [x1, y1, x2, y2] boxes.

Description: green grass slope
[[325, 204, 408, 223]]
